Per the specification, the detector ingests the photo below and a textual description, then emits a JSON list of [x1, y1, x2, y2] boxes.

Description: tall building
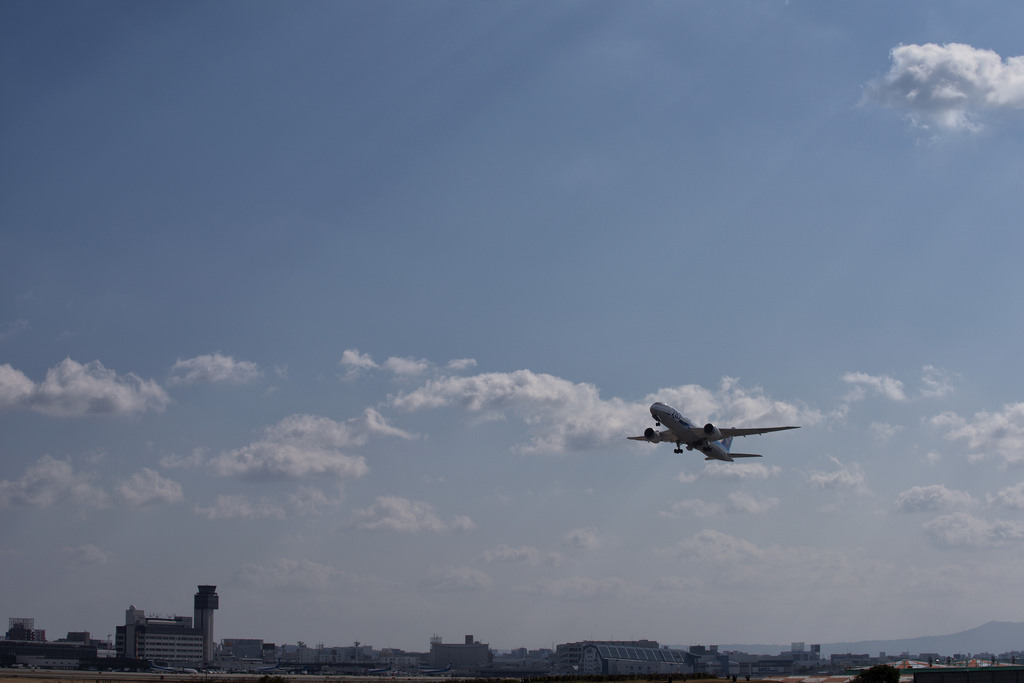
[[193, 585, 219, 664]]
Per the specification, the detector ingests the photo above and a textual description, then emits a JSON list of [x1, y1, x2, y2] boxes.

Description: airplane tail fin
[[721, 436, 734, 452]]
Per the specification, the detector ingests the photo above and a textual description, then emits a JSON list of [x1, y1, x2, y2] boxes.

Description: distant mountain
[[719, 621, 1024, 658]]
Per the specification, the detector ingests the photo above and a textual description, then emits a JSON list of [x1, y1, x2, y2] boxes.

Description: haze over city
[[4, 0, 1024, 654]]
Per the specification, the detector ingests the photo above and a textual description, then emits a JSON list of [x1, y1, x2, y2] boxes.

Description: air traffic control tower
[[194, 585, 219, 663]]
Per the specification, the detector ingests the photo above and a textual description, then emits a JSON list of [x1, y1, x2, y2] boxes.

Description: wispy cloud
[[236, 558, 357, 590], [117, 468, 184, 507], [661, 492, 779, 518], [0, 318, 29, 341], [61, 544, 110, 566], [483, 544, 561, 566], [805, 456, 869, 493], [0, 455, 108, 508], [195, 494, 287, 520], [924, 512, 1024, 549], [419, 566, 492, 592], [931, 403, 1024, 466], [843, 371, 906, 402], [339, 349, 477, 381], [895, 484, 975, 513], [988, 482, 1024, 510], [169, 353, 262, 385], [351, 496, 475, 533]]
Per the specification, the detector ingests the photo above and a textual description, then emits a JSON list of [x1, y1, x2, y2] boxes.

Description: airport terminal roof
[[590, 644, 692, 663]]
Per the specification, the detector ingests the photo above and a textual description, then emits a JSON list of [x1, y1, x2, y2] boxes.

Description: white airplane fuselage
[[648, 402, 734, 461]]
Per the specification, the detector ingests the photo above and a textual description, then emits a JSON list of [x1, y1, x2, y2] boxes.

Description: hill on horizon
[[719, 621, 1024, 658]]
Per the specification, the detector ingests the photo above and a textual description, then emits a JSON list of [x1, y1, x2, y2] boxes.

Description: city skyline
[[5, 0, 1024, 654], [11, 609, 1024, 664]]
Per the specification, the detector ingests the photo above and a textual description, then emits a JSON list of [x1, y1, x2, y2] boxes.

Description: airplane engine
[[644, 427, 661, 443], [703, 423, 722, 440]]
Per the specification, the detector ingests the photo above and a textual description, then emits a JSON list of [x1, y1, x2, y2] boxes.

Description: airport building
[[116, 606, 203, 665], [115, 586, 219, 666], [0, 640, 98, 669], [428, 634, 492, 670], [578, 642, 700, 676], [6, 618, 44, 642], [194, 585, 219, 663]]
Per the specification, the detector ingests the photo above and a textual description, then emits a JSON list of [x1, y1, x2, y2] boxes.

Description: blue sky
[[5, 0, 1024, 653]]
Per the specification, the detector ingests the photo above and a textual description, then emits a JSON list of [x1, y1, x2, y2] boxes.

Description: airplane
[[149, 661, 198, 674], [628, 402, 798, 461], [419, 663, 453, 675], [368, 663, 392, 675], [257, 660, 283, 672]]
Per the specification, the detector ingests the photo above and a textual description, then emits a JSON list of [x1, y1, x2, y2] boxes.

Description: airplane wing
[[720, 426, 799, 438], [627, 429, 674, 442]]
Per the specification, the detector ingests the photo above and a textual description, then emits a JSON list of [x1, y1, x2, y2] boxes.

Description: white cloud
[[725, 491, 780, 514], [805, 456, 868, 493], [194, 489, 338, 520], [169, 353, 262, 385], [211, 414, 370, 481], [382, 356, 431, 376], [160, 448, 207, 469], [842, 371, 906, 401], [236, 558, 353, 590], [117, 468, 184, 507], [707, 376, 817, 427], [339, 349, 378, 378], [699, 462, 782, 480], [340, 349, 462, 380], [390, 369, 638, 453], [351, 496, 475, 533], [0, 364, 34, 408], [870, 422, 903, 441], [0, 359, 170, 417], [931, 403, 1024, 466], [61, 544, 110, 566], [661, 492, 778, 518], [924, 512, 1024, 549], [483, 544, 541, 564], [194, 494, 287, 520], [865, 43, 1024, 131], [361, 407, 419, 440], [921, 365, 955, 398], [0, 455, 108, 508], [419, 566, 492, 593], [446, 358, 477, 371], [988, 482, 1024, 510], [657, 529, 762, 564], [483, 544, 562, 566], [895, 484, 975, 513]]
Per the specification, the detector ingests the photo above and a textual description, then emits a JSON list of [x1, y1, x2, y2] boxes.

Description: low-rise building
[[115, 605, 203, 666]]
